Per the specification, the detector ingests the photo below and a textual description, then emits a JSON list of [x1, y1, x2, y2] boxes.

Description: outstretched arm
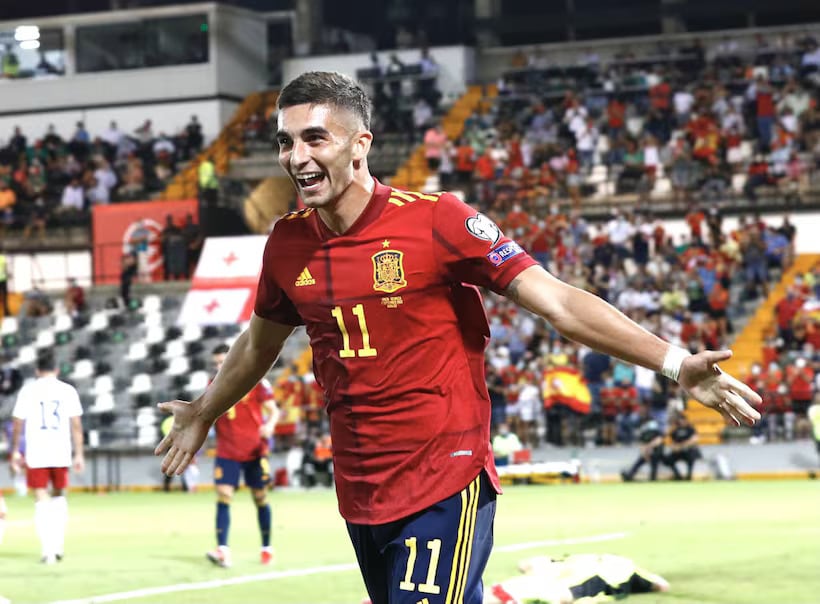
[[155, 313, 295, 474], [504, 265, 761, 425]]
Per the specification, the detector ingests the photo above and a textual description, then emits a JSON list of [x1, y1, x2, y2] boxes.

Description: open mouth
[[295, 172, 325, 191]]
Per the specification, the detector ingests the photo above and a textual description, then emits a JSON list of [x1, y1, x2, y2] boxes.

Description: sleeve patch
[[487, 241, 525, 266], [465, 213, 502, 245]]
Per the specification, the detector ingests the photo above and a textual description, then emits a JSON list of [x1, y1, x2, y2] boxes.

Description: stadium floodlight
[[19, 40, 40, 50], [14, 25, 40, 42]]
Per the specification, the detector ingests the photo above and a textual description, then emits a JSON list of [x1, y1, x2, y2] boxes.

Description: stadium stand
[[1, 8, 820, 469]]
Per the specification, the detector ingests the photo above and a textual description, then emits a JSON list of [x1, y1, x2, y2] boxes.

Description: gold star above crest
[[382, 239, 391, 248]]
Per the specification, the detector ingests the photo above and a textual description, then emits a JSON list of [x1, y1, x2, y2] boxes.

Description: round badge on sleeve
[[465, 213, 502, 245]]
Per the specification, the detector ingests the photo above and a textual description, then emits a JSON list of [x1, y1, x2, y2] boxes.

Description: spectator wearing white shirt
[[86, 176, 110, 206], [152, 133, 175, 157], [93, 159, 117, 194], [59, 177, 85, 213], [800, 39, 820, 72], [673, 88, 694, 126], [606, 211, 634, 258], [100, 120, 123, 147]]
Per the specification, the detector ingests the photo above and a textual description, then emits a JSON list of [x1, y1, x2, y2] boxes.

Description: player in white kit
[[10, 352, 84, 563]]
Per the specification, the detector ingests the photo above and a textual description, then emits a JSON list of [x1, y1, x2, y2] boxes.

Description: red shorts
[[27, 467, 69, 490]]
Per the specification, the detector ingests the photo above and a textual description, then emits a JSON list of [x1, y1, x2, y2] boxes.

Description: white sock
[[34, 500, 53, 557], [51, 496, 68, 556]]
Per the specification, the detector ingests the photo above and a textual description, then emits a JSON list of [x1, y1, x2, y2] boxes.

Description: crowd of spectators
[[477, 205, 809, 449], [428, 32, 819, 211], [742, 259, 820, 444], [0, 116, 205, 240]]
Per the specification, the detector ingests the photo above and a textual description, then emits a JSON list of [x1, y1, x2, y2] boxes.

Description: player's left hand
[[73, 454, 85, 473], [677, 350, 762, 426], [259, 423, 275, 439]]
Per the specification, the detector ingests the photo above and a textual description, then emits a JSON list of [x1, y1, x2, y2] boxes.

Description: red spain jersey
[[215, 380, 273, 462], [254, 181, 537, 524]]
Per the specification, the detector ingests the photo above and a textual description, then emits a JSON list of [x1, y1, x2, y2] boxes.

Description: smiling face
[[276, 103, 372, 210]]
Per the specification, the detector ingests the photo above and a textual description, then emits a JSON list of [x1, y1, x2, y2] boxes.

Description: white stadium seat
[[92, 375, 114, 395], [163, 339, 186, 359], [54, 313, 73, 332], [128, 373, 153, 395], [127, 342, 148, 361], [143, 295, 161, 314], [17, 345, 37, 365], [35, 330, 55, 350], [182, 323, 203, 343], [187, 370, 210, 393], [71, 359, 95, 380], [166, 357, 190, 377], [90, 393, 115, 413], [145, 326, 165, 345], [1, 316, 19, 336], [89, 311, 110, 332], [144, 312, 163, 328]]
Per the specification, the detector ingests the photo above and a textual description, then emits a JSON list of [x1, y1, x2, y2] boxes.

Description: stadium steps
[[160, 90, 279, 201], [242, 176, 296, 233], [685, 253, 820, 445], [391, 84, 497, 192]]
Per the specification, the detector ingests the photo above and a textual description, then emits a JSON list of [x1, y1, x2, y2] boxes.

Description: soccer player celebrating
[[11, 352, 84, 564], [157, 71, 760, 603], [205, 344, 279, 568]]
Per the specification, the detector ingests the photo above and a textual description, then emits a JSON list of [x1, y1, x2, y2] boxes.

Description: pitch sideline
[[49, 532, 630, 604]]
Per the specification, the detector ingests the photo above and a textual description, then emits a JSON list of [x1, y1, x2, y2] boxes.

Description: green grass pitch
[[1, 480, 818, 604]]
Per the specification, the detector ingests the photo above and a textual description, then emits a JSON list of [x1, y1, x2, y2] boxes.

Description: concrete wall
[[214, 9, 268, 98], [282, 45, 476, 100]]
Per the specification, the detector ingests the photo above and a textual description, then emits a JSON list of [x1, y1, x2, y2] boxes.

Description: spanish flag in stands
[[542, 366, 592, 414]]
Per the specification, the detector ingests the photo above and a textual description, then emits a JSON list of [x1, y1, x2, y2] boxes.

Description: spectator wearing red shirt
[[607, 97, 625, 140], [755, 76, 775, 150], [454, 138, 475, 187], [474, 148, 497, 206], [679, 312, 700, 350], [685, 207, 705, 242], [708, 281, 730, 337], [64, 278, 86, 317], [599, 376, 619, 445], [787, 358, 814, 416]]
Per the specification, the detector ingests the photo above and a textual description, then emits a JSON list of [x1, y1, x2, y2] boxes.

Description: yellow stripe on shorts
[[445, 475, 480, 604]]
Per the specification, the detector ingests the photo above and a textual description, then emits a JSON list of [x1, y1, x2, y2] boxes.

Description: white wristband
[[661, 345, 691, 383]]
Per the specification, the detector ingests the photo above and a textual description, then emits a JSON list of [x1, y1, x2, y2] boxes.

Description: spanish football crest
[[372, 250, 407, 293]]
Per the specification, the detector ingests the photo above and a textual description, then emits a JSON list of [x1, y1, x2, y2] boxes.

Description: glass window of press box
[[76, 14, 209, 73], [0, 27, 66, 79]]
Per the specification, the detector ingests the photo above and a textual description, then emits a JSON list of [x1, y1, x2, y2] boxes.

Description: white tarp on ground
[[177, 235, 268, 326]]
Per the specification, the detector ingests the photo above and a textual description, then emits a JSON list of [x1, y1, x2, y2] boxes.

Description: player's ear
[[352, 130, 373, 165]]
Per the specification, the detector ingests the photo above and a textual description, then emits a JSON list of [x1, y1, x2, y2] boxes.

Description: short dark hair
[[37, 352, 56, 372], [278, 71, 371, 130], [212, 343, 230, 356]]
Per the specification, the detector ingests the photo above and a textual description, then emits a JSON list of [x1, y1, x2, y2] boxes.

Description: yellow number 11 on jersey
[[331, 304, 378, 358]]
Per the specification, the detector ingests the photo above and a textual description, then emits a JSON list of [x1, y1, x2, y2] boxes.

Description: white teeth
[[296, 172, 322, 180]]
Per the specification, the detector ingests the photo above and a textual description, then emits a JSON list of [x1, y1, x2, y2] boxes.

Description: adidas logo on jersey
[[295, 268, 316, 286]]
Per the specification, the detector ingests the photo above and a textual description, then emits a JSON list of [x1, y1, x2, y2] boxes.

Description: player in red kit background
[[157, 72, 761, 604], [205, 344, 279, 568]]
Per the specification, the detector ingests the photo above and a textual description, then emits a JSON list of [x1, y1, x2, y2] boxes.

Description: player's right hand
[[155, 400, 212, 476]]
